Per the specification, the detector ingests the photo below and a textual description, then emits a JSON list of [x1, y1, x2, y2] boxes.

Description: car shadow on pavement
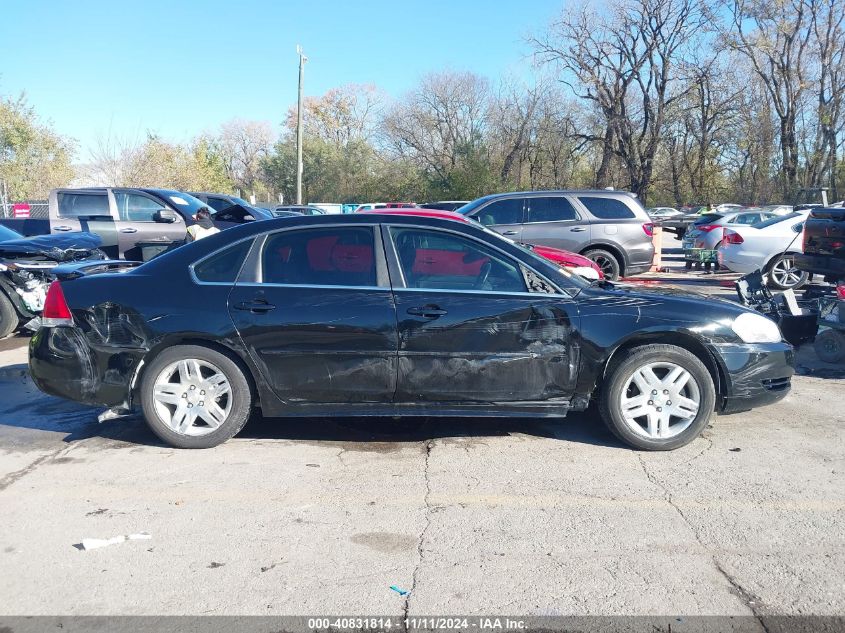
[[237, 409, 627, 451]]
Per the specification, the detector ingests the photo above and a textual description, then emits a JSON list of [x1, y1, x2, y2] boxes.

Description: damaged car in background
[[30, 214, 795, 452], [0, 225, 106, 338]]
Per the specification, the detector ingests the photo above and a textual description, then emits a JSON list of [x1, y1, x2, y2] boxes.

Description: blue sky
[[4, 0, 563, 159]]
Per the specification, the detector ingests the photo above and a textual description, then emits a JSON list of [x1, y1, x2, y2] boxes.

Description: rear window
[[261, 227, 376, 287], [57, 192, 110, 218], [695, 214, 723, 224], [193, 239, 252, 283], [578, 196, 636, 220], [754, 212, 804, 230]]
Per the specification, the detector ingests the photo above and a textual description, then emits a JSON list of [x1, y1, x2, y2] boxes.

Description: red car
[[358, 207, 603, 280]]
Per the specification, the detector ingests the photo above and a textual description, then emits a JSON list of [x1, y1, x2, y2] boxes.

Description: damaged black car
[[29, 215, 794, 451], [0, 226, 106, 338]]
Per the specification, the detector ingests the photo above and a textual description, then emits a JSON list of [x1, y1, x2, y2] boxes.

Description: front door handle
[[54, 226, 73, 232], [120, 227, 138, 234], [501, 230, 519, 236], [407, 305, 447, 319], [234, 299, 276, 314], [569, 226, 588, 232]]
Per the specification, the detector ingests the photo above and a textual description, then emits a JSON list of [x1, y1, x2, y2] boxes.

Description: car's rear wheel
[[140, 345, 252, 448], [599, 344, 716, 450], [583, 249, 621, 280], [0, 292, 18, 339], [767, 254, 808, 290]]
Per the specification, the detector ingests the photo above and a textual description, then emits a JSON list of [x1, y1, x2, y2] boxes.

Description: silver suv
[[457, 190, 655, 279]]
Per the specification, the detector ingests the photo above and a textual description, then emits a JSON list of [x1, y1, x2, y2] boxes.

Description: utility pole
[[296, 45, 307, 205]]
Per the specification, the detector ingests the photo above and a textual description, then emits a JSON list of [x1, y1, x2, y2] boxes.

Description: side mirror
[[243, 214, 255, 222], [154, 209, 179, 224]]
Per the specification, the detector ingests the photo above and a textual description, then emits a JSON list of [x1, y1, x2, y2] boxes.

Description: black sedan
[[29, 214, 794, 450]]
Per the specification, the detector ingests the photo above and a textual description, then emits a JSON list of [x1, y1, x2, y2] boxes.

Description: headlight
[[731, 312, 782, 343]]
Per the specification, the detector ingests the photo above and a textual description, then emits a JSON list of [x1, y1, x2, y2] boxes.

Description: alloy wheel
[[770, 256, 804, 288], [592, 255, 616, 278], [151, 358, 232, 436], [619, 361, 701, 439]]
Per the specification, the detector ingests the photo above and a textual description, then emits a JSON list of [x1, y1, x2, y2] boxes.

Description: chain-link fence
[[0, 200, 49, 219]]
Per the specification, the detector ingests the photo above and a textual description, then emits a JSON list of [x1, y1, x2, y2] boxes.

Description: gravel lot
[[1, 239, 843, 626]]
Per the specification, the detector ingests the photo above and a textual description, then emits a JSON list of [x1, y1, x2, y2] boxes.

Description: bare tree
[[218, 119, 275, 194], [723, 0, 815, 199], [381, 71, 490, 189], [533, 0, 708, 204]]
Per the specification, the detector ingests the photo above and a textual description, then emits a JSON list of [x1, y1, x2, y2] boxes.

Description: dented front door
[[386, 225, 579, 403]]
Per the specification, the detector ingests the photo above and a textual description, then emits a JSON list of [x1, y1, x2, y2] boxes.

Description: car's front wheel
[[140, 345, 253, 448], [599, 344, 716, 450]]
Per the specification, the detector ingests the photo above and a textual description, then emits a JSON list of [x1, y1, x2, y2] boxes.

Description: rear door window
[[525, 197, 579, 223], [578, 196, 636, 220], [261, 227, 376, 287], [474, 198, 524, 226], [57, 192, 110, 218]]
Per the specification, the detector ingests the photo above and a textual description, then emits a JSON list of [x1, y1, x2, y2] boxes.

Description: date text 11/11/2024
[[307, 617, 527, 630]]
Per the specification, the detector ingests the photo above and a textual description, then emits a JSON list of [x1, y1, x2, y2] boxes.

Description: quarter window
[[526, 197, 578, 223], [261, 227, 376, 287], [578, 196, 636, 220], [475, 198, 523, 226], [194, 239, 252, 283], [390, 228, 526, 293], [114, 192, 167, 222]]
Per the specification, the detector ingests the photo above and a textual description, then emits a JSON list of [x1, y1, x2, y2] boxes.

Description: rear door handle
[[407, 305, 447, 318], [569, 226, 588, 232], [501, 230, 519, 236], [54, 226, 73, 232], [120, 227, 138, 234], [234, 300, 276, 314]]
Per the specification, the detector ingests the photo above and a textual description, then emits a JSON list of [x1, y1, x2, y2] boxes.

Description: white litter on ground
[[78, 533, 151, 551]]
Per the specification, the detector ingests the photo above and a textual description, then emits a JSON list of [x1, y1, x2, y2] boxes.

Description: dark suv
[[458, 190, 655, 279]]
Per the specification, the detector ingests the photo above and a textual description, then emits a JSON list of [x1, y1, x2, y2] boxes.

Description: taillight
[[697, 224, 720, 233], [42, 281, 73, 327], [642, 223, 654, 237], [836, 283, 845, 301], [723, 230, 744, 245]]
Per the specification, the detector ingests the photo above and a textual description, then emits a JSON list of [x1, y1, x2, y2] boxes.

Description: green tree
[[0, 94, 75, 200]]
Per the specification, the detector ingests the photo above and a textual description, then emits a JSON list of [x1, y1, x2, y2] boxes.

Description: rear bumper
[[29, 327, 139, 408], [795, 254, 845, 279], [624, 241, 656, 275], [711, 342, 794, 414]]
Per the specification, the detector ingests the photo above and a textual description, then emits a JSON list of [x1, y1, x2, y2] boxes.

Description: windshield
[[0, 225, 23, 242], [155, 190, 209, 215]]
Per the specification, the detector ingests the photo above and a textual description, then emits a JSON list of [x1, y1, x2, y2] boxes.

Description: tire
[[140, 345, 253, 448], [767, 253, 808, 290], [0, 291, 19, 339], [814, 329, 845, 364], [598, 344, 716, 451], [583, 248, 621, 280]]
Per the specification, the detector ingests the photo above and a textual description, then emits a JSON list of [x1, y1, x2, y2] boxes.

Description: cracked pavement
[[0, 333, 844, 619]]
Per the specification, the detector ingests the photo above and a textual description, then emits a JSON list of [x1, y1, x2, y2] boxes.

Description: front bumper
[[712, 341, 794, 414]]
